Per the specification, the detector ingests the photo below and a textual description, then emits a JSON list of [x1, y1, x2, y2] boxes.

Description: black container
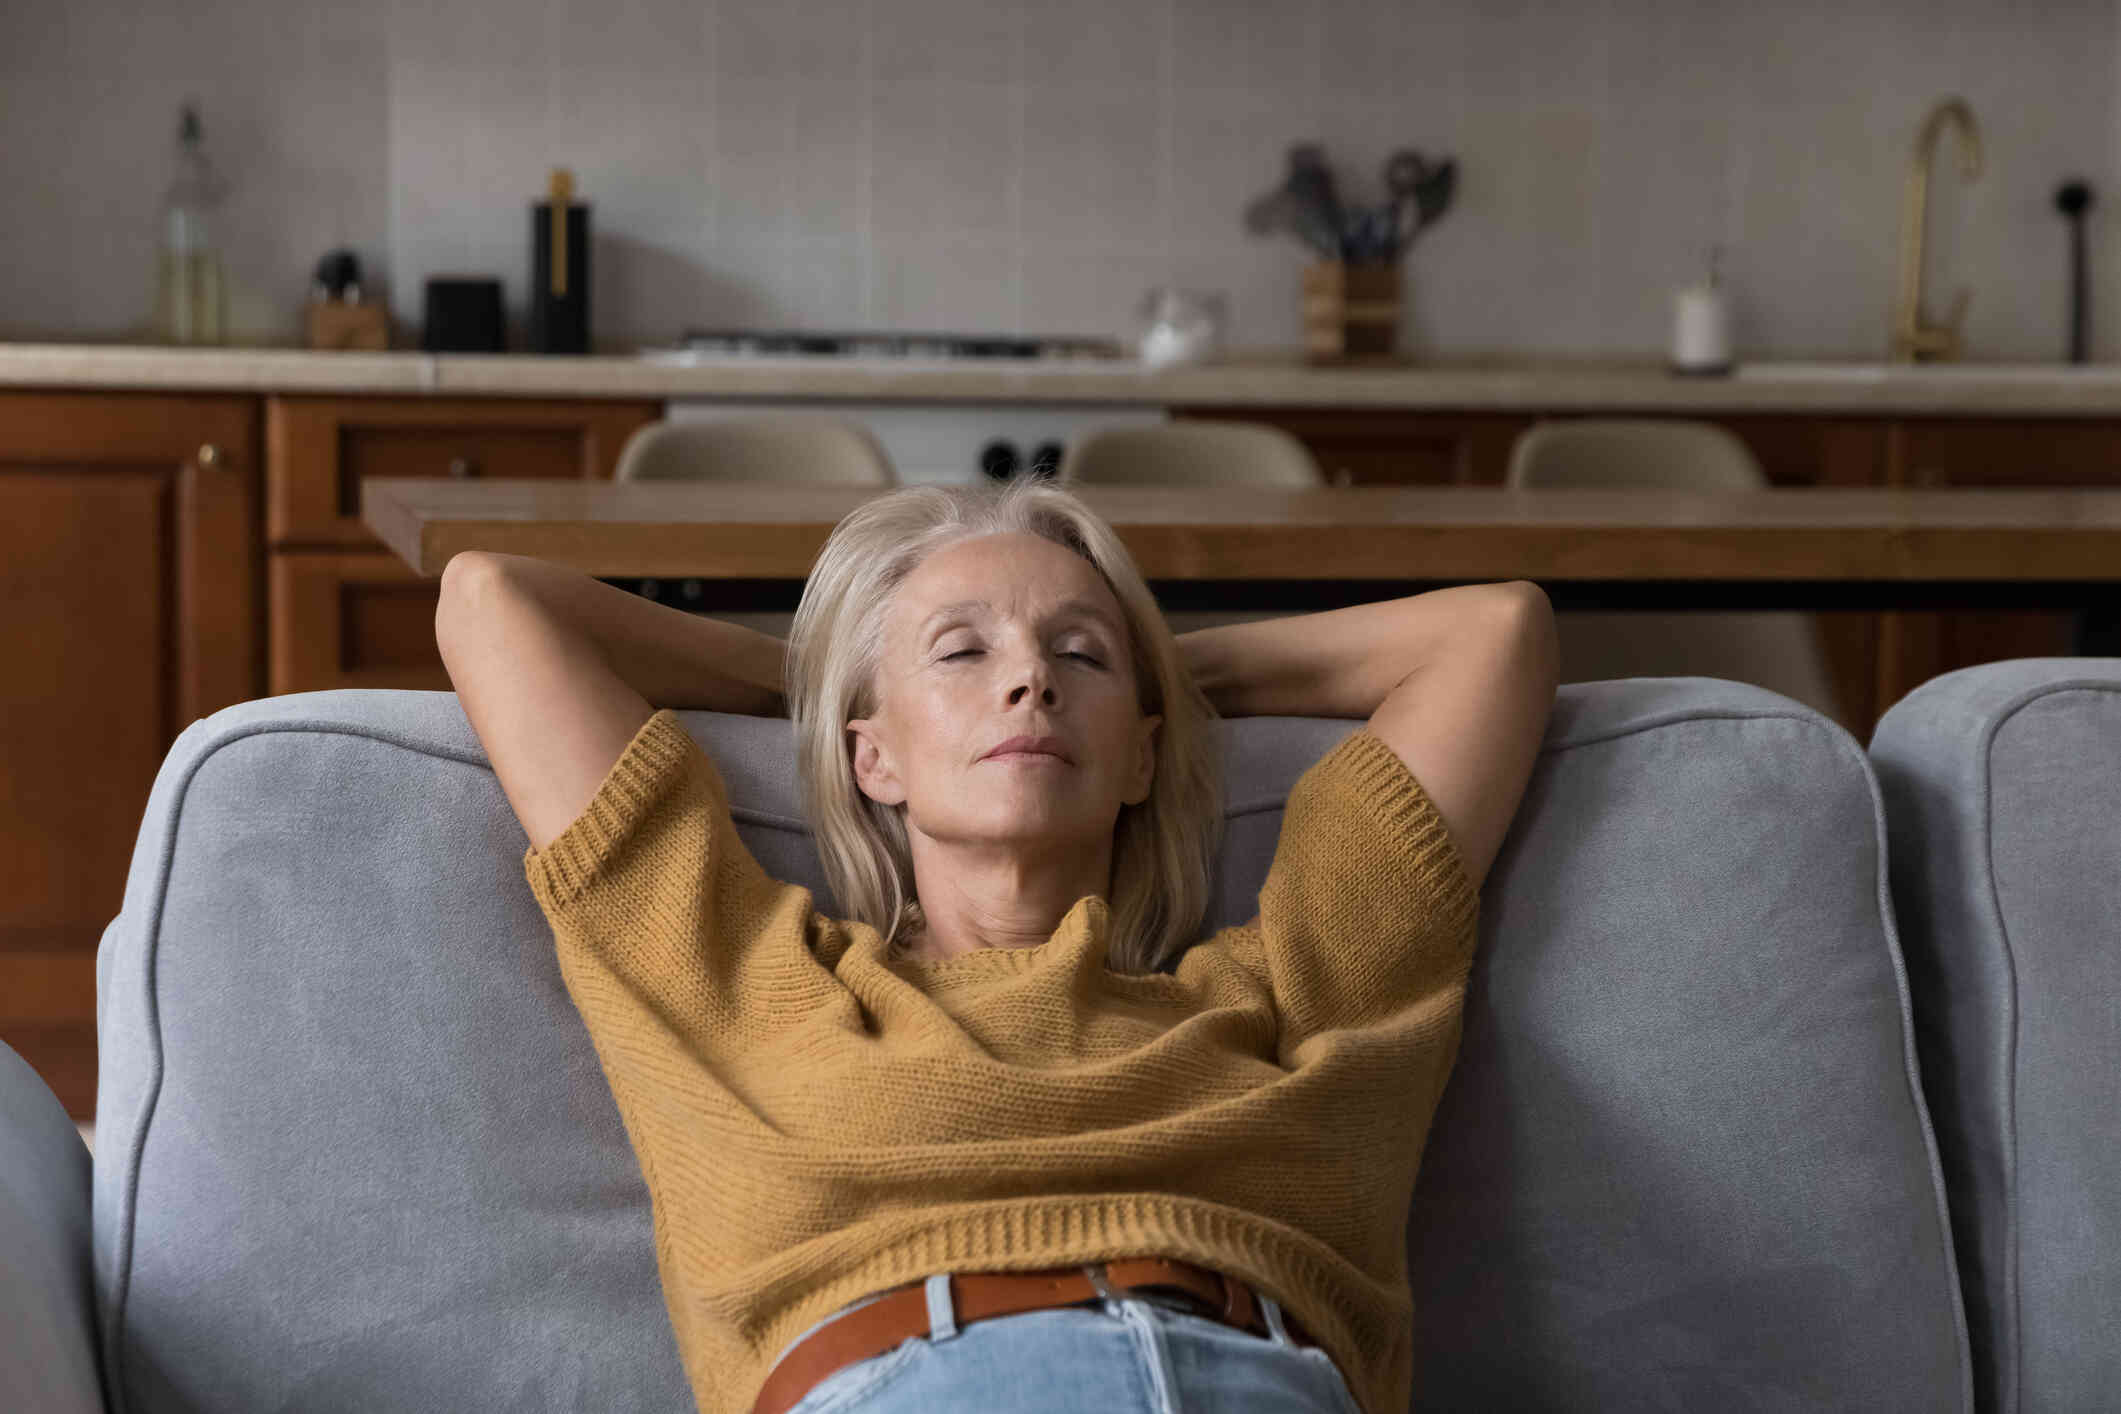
[[529, 201, 590, 354], [421, 277, 505, 352]]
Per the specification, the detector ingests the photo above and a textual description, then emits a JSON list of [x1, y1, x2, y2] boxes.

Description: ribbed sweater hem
[[730, 1193, 1408, 1414]]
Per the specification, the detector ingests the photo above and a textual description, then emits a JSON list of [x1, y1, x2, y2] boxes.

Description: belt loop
[[924, 1273, 960, 1342], [1082, 1262, 1122, 1302]]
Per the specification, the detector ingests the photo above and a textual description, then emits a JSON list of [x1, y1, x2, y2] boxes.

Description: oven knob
[[979, 440, 1022, 481], [1028, 441, 1065, 479]]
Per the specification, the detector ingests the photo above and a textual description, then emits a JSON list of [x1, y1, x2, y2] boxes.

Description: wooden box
[[305, 299, 391, 351]]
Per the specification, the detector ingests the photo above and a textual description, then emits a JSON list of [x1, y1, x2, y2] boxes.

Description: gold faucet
[[1892, 97, 1984, 362]]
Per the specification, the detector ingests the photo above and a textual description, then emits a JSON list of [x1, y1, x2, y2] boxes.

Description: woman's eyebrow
[[919, 598, 1121, 640]]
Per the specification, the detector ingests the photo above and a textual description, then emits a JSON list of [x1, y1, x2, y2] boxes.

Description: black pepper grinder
[[2054, 179, 2092, 363], [530, 167, 590, 354]]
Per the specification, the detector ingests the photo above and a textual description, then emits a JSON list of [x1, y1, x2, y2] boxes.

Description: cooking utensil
[[1241, 150, 1340, 259], [1286, 144, 1349, 259], [1381, 149, 1428, 256]]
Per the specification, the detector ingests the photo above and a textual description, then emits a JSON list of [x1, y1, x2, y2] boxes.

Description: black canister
[[422, 277, 504, 352], [529, 167, 589, 354]]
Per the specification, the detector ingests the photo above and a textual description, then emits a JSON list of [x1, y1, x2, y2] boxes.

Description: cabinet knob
[[197, 443, 222, 469], [448, 456, 478, 479]]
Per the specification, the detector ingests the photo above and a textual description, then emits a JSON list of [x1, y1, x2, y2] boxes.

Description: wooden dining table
[[362, 477, 2121, 616]]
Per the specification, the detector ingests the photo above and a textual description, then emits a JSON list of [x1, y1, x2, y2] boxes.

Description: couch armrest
[[0, 1039, 105, 1412]]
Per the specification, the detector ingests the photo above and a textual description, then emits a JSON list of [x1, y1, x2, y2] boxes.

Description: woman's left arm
[[1174, 581, 1543, 722], [1178, 582, 1559, 888]]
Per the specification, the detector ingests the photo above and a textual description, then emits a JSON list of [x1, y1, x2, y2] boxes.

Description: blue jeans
[[781, 1272, 1363, 1414]]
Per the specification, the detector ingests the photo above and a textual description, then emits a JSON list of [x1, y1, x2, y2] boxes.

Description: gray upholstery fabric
[[1869, 658, 2121, 1414], [1406, 676, 1970, 1411], [88, 682, 1972, 1413], [89, 690, 1359, 1414], [0, 1038, 104, 1414]]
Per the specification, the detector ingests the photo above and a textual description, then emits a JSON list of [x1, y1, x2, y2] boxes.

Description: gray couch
[[3, 663, 2114, 1412]]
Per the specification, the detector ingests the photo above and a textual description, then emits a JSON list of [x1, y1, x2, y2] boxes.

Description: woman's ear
[[846, 718, 908, 807]]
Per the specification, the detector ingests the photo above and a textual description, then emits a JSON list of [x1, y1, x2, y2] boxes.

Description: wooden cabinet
[[0, 390, 261, 1118], [266, 396, 661, 692], [270, 551, 455, 694], [1879, 417, 2113, 709]]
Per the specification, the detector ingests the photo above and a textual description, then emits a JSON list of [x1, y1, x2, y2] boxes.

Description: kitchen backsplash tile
[[1021, 0, 1170, 88], [714, 0, 866, 82], [869, 0, 1021, 84], [869, 236, 1019, 331], [868, 79, 1019, 241], [1020, 83, 1167, 249], [2, 0, 2115, 361]]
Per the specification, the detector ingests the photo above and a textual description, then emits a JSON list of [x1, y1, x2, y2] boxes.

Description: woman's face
[[845, 531, 1161, 863]]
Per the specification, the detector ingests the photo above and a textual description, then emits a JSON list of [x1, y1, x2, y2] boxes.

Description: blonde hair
[[785, 478, 1225, 976]]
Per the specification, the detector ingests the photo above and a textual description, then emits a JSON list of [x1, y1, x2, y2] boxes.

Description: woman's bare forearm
[[468, 552, 787, 715], [1176, 581, 1541, 719]]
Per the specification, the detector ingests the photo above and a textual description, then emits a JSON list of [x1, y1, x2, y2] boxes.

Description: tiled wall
[[3, 0, 2116, 360]]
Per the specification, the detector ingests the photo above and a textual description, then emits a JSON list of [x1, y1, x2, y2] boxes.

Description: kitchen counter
[[13, 340, 2121, 413]]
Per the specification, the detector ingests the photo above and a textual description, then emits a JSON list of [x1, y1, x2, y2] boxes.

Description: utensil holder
[[305, 298, 390, 351], [1302, 261, 1400, 360]]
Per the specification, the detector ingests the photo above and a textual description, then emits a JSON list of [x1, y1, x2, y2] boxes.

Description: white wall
[[2, 0, 2114, 361]]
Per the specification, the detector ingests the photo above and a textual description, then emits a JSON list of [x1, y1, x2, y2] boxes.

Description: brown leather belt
[[750, 1257, 1321, 1414]]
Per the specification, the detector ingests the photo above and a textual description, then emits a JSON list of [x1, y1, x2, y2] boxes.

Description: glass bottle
[[152, 101, 228, 345]]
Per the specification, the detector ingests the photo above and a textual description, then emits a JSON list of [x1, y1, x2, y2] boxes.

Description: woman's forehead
[[897, 537, 1120, 633]]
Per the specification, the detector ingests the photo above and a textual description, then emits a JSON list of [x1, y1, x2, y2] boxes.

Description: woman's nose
[[1007, 659, 1057, 704]]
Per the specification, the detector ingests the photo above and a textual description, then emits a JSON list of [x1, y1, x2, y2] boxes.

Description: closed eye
[[943, 649, 1102, 666]]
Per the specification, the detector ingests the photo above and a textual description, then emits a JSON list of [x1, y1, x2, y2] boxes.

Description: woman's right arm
[[434, 550, 789, 853]]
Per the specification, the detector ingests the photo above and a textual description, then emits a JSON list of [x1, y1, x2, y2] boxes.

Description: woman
[[436, 476, 1556, 1414]]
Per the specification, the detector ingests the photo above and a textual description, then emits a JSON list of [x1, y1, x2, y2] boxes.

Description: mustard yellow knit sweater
[[523, 708, 1479, 1414]]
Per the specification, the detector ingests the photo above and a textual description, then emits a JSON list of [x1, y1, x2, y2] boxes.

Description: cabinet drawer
[[271, 550, 455, 694], [267, 395, 662, 547], [1892, 416, 2121, 488]]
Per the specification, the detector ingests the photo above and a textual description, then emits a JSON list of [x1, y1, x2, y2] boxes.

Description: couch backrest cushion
[[89, 690, 1360, 1413], [1869, 658, 2121, 1414], [1405, 677, 1971, 1411], [0, 1038, 102, 1414], [93, 681, 1970, 1413]]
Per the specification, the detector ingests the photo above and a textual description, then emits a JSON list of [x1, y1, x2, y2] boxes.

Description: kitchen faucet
[[1892, 97, 1984, 362]]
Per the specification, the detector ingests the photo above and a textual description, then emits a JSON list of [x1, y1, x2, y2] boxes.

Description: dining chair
[[613, 414, 896, 485], [612, 415, 894, 636], [1059, 420, 1326, 634], [1057, 420, 1325, 488], [1506, 418, 1849, 729]]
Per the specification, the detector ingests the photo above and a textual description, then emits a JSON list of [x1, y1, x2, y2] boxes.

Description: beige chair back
[[1507, 418, 1850, 730], [614, 415, 896, 485], [1059, 420, 1324, 487], [1507, 418, 1763, 491]]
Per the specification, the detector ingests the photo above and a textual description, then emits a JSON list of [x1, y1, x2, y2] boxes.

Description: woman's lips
[[985, 751, 1069, 764]]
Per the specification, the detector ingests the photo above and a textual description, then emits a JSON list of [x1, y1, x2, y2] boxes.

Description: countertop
[[11, 340, 2121, 413]]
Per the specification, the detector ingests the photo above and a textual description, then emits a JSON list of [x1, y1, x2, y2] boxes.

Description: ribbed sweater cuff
[[521, 708, 703, 909], [1322, 726, 1481, 934]]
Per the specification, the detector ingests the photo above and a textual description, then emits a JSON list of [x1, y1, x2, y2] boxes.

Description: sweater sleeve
[[1239, 726, 1482, 1051], [520, 709, 842, 1050]]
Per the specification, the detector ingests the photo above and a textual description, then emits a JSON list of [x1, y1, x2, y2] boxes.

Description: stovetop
[[664, 328, 1128, 361]]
